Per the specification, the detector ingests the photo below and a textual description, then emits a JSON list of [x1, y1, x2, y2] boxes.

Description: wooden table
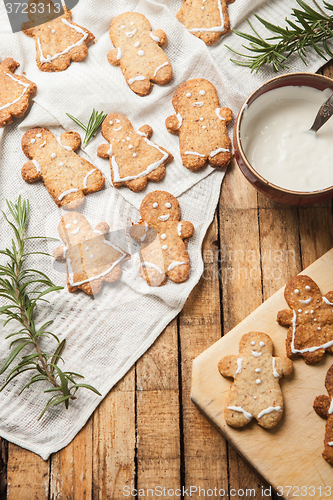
[[2, 62, 333, 500]]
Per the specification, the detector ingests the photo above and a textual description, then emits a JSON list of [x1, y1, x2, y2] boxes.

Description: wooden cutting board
[[192, 248, 333, 499]]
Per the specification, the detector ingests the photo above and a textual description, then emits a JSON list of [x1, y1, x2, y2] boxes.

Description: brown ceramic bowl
[[233, 72, 333, 205]]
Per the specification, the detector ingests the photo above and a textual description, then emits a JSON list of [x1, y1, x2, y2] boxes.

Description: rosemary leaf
[[66, 109, 107, 148], [228, 0, 333, 72]]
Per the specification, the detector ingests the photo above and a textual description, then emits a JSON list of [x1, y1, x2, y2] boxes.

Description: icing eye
[[200, 117, 204, 121], [50, 153, 56, 158], [251, 341, 255, 346], [186, 92, 191, 97], [259, 342, 265, 347], [294, 289, 299, 294], [165, 202, 171, 208], [153, 202, 158, 208], [134, 41, 140, 48], [36, 133, 42, 138], [305, 285, 311, 291], [138, 50, 145, 56], [115, 119, 121, 123], [73, 220, 77, 224], [65, 224, 71, 229], [200, 90, 206, 95], [109, 120, 113, 125], [130, 21, 134, 25]]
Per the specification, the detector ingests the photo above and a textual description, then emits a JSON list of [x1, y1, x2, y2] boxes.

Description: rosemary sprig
[[66, 109, 107, 148], [0, 197, 101, 419], [227, 0, 333, 72]]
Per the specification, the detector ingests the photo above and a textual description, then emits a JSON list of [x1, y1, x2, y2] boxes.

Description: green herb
[[0, 197, 101, 419], [66, 109, 107, 148], [227, 0, 333, 73]]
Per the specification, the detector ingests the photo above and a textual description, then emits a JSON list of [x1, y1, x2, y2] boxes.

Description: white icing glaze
[[189, 0, 225, 33], [162, 245, 168, 250], [259, 341, 265, 347], [153, 61, 169, 77], [306, 285, 311, 291], [158, 214, 170, 222], [200, 90, 206, 95], [328, 442, 333, 446], [114, 126, 122, 131], [329, 398, 333, 415], [323, 296, 333, 306], [215, 108, 225, 120], [32, 160, 41, 173], [256, 379, 261, 385], [51, 153, 56, 159], [36, 134, 42, 138], [38, 18, 88, 63], [39, 141, 46, 148], [236, 357, 242, 374], [31, 139, 35, 144], [134, 41, 140, 48], [186, 92, 191, 97], [128, 75, 146, 85], [83, 169, 96, 189], [168, 261, 186, 271], [107, 144, 113, 156], [150, 32, 160, 43], [65, 224, 71, 229], [73, 220, 77, 224], [251, 351, 262, 357], [117, 47, 122, 60], [272, 358, 279, 378], [202, 126, 207, 130], [298, 309, 302, 313], [137, 130, 146, 137], [210, 147, 229, 157], [138, 50, 145, 56], [140, 222, 149, 242], [251, 341, 255, 346], [71, 227, 80, 235], [125, 28, 137, 37], [129, 145, 133, 149], [165, 202, 171, 208], [94, 230, 103, 235], [177, 223, 182, 237], [58, 188, 78, 201], [111, 138, 169, 183], [255, 368, 261, 373], [56, 137, 72, 151], [291, 306, 333, 353], [141, 261, 164, 274], [185, 151, 205, 157], [0, 73, 30, 111], [67, 244, 127, 287], [59, 162, 64, 166], [90, 254, 94, 259], [193, 102, 204, 107], [300, 297, 312, 305], [153, 202, 158, 208], [63, 247, 67, 258], [227, 406, 252, 420], [257, 406, 282, 419], [294, 289, 300, 294], [116, 119, 120, 123], [160, 233, 167, 240], [133, 153, 137, 157]]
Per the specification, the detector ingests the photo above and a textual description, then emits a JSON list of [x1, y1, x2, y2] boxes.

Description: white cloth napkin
[[0, 0, 328, 459]]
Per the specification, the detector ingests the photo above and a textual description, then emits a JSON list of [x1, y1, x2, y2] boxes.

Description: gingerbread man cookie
[[218, 332, 293, 429], [314, 364, 333, 466], [21, 127, 105, 209], [107, 12, 172, 96], [129, 191, 194, 286], [97, 113, 173, 192], [22, 3, 94, 72], [0, 58, 36, 126], [53, 212, 129, 295], [166, 78, 232, 171], [277, 275, 333, 365], [176, 0, 235, 45]]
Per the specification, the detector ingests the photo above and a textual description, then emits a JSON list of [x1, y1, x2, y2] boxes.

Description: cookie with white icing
[[129, 191, 194, 286], [108, 12, 172, 96], [165, 78, 232, 171], [314, 364, 333, 466], [53, 212, 129, 295], [22, 3, 94, 72], [21, 127, 105, 209], [97, 113, 173, 192], [0, 58, 36, 126], [176, 0, 235, 45], [277, 275, 333, 364], [218, 332, 293, 429]]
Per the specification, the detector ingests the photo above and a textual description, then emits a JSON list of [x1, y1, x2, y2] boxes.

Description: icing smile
[[158, 214, 170, 222], [299, 297, 312, 305], [251, 351, 262, 357], [193, 102, 204, 107]]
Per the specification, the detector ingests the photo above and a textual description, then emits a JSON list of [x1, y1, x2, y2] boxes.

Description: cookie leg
[[167, 263, 190, 283], [302, 349, 326, 365], [151, 64, 172, 86], [181, 152, 207, 172], [124, 177, 148, 192], [104, 265, 122, 284], [323, 418, 333, 465], [147, 165, 166, 183], [140, 264, 166, 287], [209, 150, 232, 169], [128, 78, 153, 97]]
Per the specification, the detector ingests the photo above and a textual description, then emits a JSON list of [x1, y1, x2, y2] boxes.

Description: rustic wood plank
[[0, 439, 7, 498], [7, 444, 49, 500], [92, 366, 136, 500], [299, 202, 333, 269], [136, 320, 181, 496], [50, 419, 93, 500], [179, 215, 228, 495], [219, 160, 273, 499]]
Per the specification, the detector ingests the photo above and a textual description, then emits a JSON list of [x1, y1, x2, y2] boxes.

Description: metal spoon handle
[[309, 93, 333, 133]]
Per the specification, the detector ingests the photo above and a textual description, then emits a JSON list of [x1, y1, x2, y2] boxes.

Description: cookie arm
[[151, 29, 167, 46], [138, 125, 153, 139], [314, 395, 331, 419], [165, 115, 181, 135], [107, 48, 121, 67], [60, 131, 81, 151], [97, 144, 111, 158], [275, 357, 293, 377], [53, 246, 67, 263], [277, 309, 293, 326], [217, 107, 233, 125], [94, 222, 109, 235], [179, 221, 194, 240], [218, 355, 238, 379], [0, 58, 19, 73], [21, 161, 42, 183]]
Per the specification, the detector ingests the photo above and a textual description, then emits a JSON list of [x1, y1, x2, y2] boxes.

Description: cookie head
[[140, 191, 180, 225], [22, 127, 53, 158], [284, 275, 322, 311], [102, 113, 132, 141], [239, 332, 274, 357], [58, 212, 93, 246], [110, 12, 150, 45], [173, 78, 219, 113]]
